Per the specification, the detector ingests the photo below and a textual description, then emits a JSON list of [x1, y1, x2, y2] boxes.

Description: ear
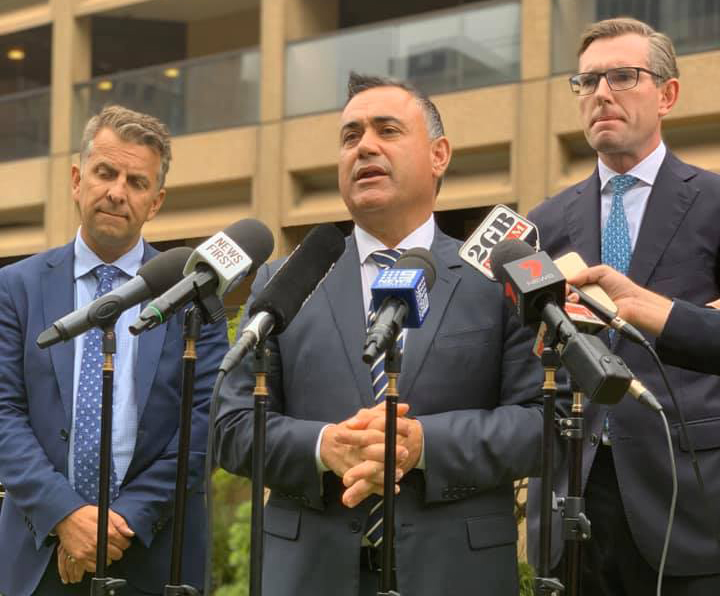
[[145, 188, 166, 222], [658, 78, 679, 117], [71, 164, 82, 204], [430, 136, 452, 180]]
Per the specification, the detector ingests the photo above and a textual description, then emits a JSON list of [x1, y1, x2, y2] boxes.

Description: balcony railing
[[73, 48, 260, 147], [285, 0, 521, 117], [553, 0, 720, 74], [0, 87, 50, 162]]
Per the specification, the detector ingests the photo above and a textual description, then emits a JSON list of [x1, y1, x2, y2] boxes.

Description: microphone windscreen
[[138, 247, 194, 296], [488, 238, 535, 281], [395, 248, 437, 290], [222, 219, 275, 273], [249, 223, 346, 333]]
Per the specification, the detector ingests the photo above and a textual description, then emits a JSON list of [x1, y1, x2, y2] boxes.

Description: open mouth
[[355, 166, 387, 181]]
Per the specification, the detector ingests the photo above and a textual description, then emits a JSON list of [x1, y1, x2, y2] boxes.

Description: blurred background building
[[2, 0, 720, 269]]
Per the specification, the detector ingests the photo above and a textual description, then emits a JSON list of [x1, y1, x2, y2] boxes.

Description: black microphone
[[37, 247, 193, 349], [219, 223, 346, 373], [362, 248, 437, 363], [489, 239, 632, 404], [130, 219, 274, 335], [489, 239, 662, 411]]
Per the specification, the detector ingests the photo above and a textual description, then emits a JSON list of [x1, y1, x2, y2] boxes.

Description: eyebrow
[[94, 161, 152, 185], [340, 116, 406, 139]]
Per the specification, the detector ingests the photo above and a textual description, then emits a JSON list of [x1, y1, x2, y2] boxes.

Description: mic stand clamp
[[377, 341, 401, 596], [92, 327, 126, 595]]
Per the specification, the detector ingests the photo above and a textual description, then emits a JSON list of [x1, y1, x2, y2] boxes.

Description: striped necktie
[[73, 264, 121, 503], [364, 248, 405, 547]]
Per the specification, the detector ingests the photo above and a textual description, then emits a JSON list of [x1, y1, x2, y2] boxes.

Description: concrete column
[[47, 0, 91, 248], [514, 0, 552, 215]]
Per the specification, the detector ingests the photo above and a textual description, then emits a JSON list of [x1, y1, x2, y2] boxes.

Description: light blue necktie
[[601, 174, 637, 445], [602, 174, 638, 276], [364, 248, 405, 548], [73, 264, 121, 503]]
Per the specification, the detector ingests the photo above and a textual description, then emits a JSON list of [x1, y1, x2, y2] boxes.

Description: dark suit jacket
[[215, 228, 544, 596], [526, 151, 720, 575], [656, 300, 720, 375], [0, 241, 228, 595]]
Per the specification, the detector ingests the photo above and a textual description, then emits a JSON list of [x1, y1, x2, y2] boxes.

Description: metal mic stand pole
[[249, 342, 269, 596], [164, 307, 203, 596], [559, 384, 590, 596], [91, 326, 127, 595], [378, 339, 401, 596], [534, 341, 565, 596]]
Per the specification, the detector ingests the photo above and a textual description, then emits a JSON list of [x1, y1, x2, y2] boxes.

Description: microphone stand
[[91, 326, 127, 595], [249, 342, 269, 596], [534, 338, 564, 596], [378, 339, 401, 596], [558, 384, 590, 596], [164, 307, 203, 596]]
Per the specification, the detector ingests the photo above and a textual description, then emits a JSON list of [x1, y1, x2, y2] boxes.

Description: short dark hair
[[346, 72, 446, 194]]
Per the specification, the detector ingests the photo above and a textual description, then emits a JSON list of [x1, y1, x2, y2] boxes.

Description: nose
[[107, 175, 128, 202], [356, 130, 381, 158], [593, 74, 613, 103]]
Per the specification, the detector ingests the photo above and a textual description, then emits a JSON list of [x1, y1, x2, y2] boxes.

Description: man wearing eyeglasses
[[527, 17, 720, 596]]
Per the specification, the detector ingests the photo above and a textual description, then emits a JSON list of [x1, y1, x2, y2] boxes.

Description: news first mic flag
[[459, 205, 539, 280]]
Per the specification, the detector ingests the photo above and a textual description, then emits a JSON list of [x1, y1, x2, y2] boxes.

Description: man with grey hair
[[0, 105, 227, 595], [527, 17, 720, 595], [215, 72, 544, 595]]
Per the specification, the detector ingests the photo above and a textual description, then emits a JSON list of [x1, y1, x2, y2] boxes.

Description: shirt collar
[[354, 214, 435, 265], [598, 140, 667, 192], [73, 228, 145, 281]]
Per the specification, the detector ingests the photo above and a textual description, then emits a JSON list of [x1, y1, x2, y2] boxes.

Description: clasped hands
[[55, 505, 135, 584], [320, 402, 423, 508]]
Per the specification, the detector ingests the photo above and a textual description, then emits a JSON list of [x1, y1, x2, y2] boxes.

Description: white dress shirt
[[598, 140, 666, 250]]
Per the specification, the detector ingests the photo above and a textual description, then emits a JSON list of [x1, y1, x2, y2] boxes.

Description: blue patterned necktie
[[601, 174, 637, 445], [73, 264, 121, 503], [364, 248, 405, 548], [602, 174, 638, 276]]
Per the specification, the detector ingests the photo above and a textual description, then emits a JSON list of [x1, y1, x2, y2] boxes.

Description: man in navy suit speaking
[[0, 105, 227, 595]]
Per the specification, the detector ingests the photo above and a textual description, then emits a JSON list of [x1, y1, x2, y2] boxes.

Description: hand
[[55, 505, 134, 571], [57, 543, 85, 584], [339, 412, 424, 507], [567, 265, 672, 334], [320, 403, 411, 507]]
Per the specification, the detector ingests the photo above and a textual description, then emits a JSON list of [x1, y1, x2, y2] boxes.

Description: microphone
[[130, 219, 274, 335], [489, 239, 662, 411], [362, 248, 437, 363], [37, 246, 193, 349], [219, 223, 346, 373], [554, 252, 648, 346]]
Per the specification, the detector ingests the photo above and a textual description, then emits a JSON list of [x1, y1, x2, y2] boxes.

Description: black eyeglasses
[[568, 67, 663, 95]]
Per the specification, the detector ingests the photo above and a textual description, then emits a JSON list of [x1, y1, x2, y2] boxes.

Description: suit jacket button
[[590, 433, 599, 446], [349, 519, 362, 533], [59, 429, 69, 441]]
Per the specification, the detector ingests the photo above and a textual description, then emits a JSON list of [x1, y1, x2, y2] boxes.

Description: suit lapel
[[321, 236, 373, 406], [400, 229, 461, 400], [134, 243, 167, 421], [628, 152, 699, 286], [41, 244, 76, 423], [566, 170, 602, 265]]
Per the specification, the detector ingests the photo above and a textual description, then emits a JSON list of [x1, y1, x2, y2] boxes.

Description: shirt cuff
[[315, 424, 332, 473]]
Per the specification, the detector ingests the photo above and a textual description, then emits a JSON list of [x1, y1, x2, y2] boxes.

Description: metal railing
[[73, 48, 260, 148], [285, 0, 521, 117], [0, 87, 50, 162]]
